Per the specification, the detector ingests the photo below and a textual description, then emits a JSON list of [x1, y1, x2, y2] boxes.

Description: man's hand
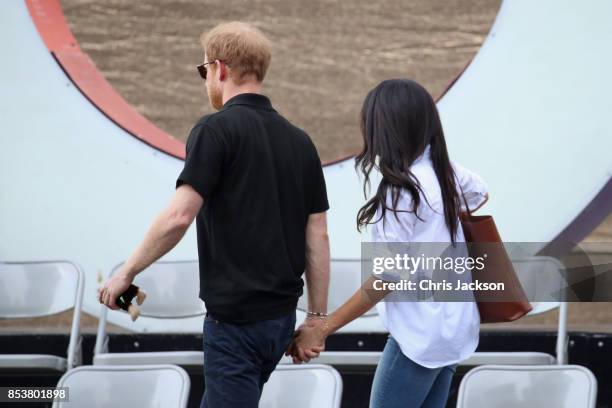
[[285, 317, 324, 352], [285, 317, 327, 363], [98, 270, 133, 310]]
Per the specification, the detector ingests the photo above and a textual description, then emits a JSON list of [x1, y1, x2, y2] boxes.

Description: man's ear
[[218, 61, 228, 82]]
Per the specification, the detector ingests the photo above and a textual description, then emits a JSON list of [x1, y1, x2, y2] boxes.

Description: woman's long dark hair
[[355, 79, 461, 244]]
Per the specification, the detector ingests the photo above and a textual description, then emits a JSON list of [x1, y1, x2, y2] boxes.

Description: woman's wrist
[[319, 314, 337, 337]]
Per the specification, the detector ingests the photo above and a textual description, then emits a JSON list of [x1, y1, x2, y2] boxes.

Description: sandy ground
[[4, 0, 610, 333]]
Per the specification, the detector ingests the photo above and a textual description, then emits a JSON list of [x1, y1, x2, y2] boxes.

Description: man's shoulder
[[192, 112, 225, 132], [184, 114, 229, 152], [190, 108, 316, 153], [278, 115, 311, 141]]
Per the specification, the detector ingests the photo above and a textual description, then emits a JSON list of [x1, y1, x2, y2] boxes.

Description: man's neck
[[222, 81, 263, 106]]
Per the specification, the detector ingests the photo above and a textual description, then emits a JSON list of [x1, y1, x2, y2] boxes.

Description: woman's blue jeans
[[370, 336, 457, 408]]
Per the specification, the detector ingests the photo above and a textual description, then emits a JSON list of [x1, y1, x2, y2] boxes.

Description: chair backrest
[[512, 256, 566, 314], [0, 260, 84, 369], [95, 261, 204, 355], [52, 365, 190, 408], [259, 364, 342, 408], [130, 261, 204, 318], [104, 260, 204, 318], [298, 260, 376, 317], [0, 261, 84, 318], [457, 365, 597, 408]]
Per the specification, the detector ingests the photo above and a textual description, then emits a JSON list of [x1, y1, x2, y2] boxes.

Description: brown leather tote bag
[[460, 211, 532, 323]]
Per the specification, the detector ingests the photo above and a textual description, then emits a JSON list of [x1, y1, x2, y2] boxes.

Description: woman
[[289, 79, 489, 408]]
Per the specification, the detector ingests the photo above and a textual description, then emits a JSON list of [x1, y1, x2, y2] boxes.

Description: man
[[99, 22, 330, 407]]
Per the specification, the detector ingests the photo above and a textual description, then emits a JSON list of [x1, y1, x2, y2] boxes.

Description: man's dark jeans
[[200, 310, 297, 408]]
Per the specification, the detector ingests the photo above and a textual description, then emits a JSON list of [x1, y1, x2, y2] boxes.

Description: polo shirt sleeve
[[176, 123, 226, 200], [308, 147, 330, 214]]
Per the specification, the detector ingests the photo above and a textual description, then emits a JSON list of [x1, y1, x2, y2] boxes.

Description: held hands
[[285, 316, 328, 364]]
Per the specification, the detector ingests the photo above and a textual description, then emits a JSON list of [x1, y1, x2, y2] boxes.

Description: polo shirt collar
[[223, 93, 274, 111]]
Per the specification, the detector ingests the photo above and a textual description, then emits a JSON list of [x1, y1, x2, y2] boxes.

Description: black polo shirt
[[176, 93, 329, 323]]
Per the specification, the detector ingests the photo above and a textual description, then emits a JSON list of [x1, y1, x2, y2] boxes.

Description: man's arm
[[99, 184, 203, 309], [304, 211, 330, 315]]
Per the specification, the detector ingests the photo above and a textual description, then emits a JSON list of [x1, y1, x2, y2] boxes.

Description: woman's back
[[371, 146, 488, 368]]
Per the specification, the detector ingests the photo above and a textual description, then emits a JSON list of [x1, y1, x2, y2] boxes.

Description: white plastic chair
[[260, 364, 342, 408], [52, 364, 190, 408], [0, 260, 84, 371], [456, 365, 597, 408], [94, 261, 205, 367]]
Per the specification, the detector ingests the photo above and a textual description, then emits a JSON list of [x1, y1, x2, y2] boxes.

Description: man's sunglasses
[[196, 60, 226, 80]]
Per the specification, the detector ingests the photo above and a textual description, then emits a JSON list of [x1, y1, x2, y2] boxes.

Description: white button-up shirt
[[372, 146, 488, 368]]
